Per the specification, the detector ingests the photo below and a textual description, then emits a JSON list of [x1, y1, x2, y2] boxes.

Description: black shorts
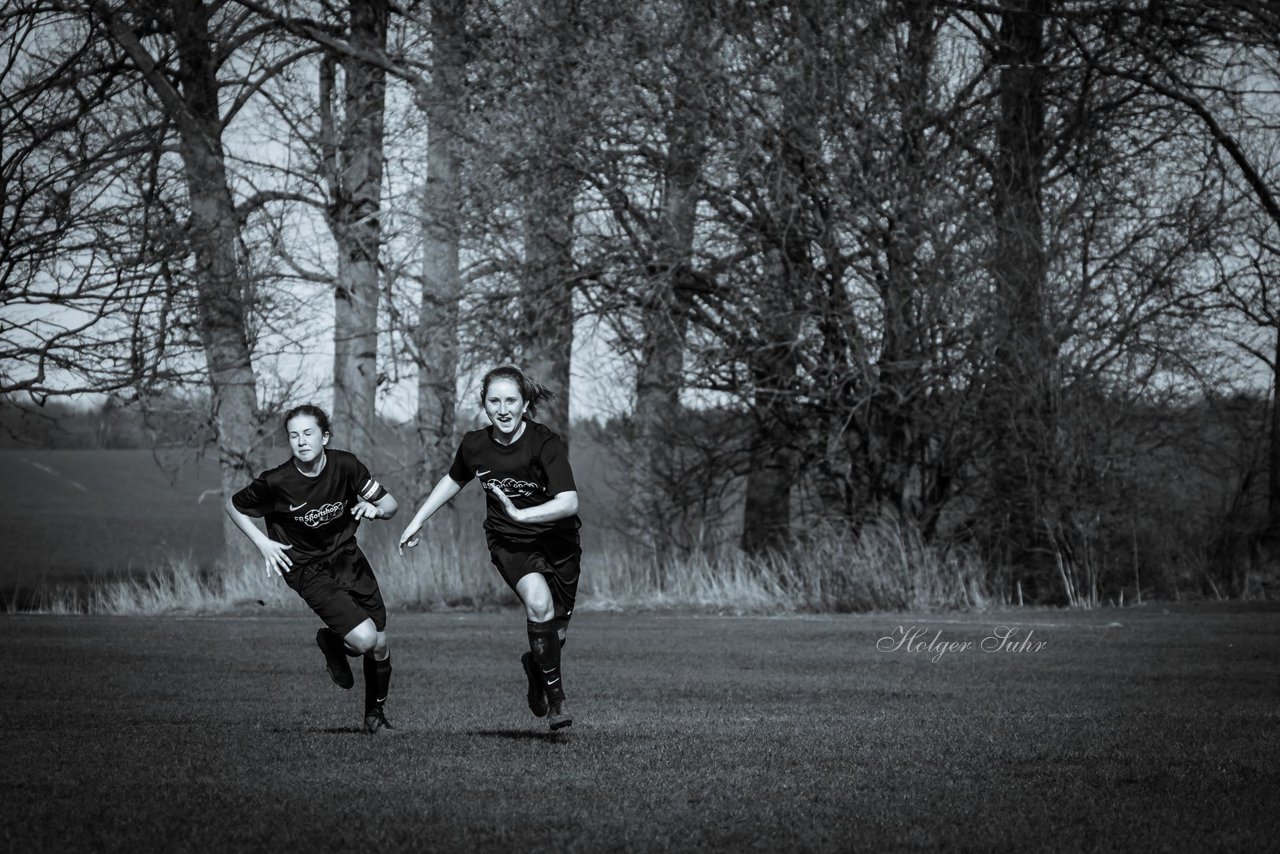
[[488, 535, 581, 620], [283, 542, 387, 637]]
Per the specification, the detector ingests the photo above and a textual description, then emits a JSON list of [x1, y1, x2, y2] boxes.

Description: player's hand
[[485, 482, 524, 522], [351, 498, 381, 521], [256, 538, 293, 578], [398, 525, 422, 555]]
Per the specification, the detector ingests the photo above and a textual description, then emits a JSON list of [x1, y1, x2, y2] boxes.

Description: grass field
[[0, 449, 223, 589], [4, 604, 1278, 852]]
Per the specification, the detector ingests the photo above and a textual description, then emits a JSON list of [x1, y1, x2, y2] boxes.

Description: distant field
[[3, 605, 1278, 852], [0, 444, 620, 598], [0, 449, 223, 588]]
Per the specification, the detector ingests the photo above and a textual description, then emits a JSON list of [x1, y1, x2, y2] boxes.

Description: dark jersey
[[448, 420, 580, 544], [231, 449, 387, 564]]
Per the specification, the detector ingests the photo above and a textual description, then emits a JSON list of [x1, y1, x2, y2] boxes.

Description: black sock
[[364, 653, 392, 713], [527, 620, 564, 702]]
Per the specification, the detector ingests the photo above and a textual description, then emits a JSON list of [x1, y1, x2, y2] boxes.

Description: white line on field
[[19, 456, 91, 493]]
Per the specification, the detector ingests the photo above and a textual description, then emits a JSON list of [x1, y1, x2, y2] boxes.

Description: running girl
[[225, 404, 400, 734], [398, 366, 581, 730]]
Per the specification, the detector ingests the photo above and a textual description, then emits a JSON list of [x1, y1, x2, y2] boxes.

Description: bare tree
[[979, 0, 1057, 595], [629, 1, 717, 565], [1085, 1, 1280, 561], [512, 0, 585, 437], [865, 0, 943, 526], [1, 8, 173, 398], [321, 0, 390, 459], [1, 1, 354, 562], [411, 0, 466, 494], [93, 0, 272, 565]]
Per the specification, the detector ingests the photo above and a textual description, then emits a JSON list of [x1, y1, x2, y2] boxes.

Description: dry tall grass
[[586, 518, 993, 613], [30, 517, 992, 616]]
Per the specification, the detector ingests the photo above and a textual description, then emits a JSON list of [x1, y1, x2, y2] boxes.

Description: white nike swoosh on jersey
[[476, 470, 491, 477], [289, 503, 307, 511]]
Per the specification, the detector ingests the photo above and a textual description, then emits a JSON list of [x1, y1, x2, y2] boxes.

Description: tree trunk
[[415, 0, 466, 497], [518, 0, 579, 438], [520, 180, 575, 437], [632, 270, 688, 565], [327, 0, 388, 459], [872, 0, 937, 523], [741, 415, 799, 555], [986, 0, 1057, 597], [741, 282, 800, 556], [165, 0, 264, 566], [1267, 323, 1280, 548], [632, 3, 712, 566], [739, 15, 820, 557], [742, 237, 802, 555]]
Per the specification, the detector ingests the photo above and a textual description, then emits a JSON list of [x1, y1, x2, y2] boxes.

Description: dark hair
[[479, 365, 556, 419], [283, 404, 331, 435]]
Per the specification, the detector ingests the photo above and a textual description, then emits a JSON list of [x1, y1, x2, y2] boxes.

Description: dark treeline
[[3, 1, 1278, 602], [0, 396, 209, 450]]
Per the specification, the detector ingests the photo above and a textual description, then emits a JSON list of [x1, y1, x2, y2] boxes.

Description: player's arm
[[352, 492, 398, 521], [373, 492, 398, 518], [398, 474, 464, 554], [350, 461, 397, 521], [491, 433, 578, 524], [224, 495, 293, 577], [487, 487, 578, 524]]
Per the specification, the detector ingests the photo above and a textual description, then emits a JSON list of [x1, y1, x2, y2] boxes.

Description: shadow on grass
[[260, 726, 568, 739], [468, 729, 570, 742], [264, 726, 367, 735]]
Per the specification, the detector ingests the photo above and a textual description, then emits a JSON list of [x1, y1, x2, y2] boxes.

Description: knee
[[524, 592, 554, 623], [373, 632, 388, 656], [345, 624, 377, 655]]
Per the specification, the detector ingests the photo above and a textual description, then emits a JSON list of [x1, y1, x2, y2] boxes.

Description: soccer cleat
[[521, 652, 549, 718], [316, 628, 354, 689], [547, 699, 572, 731], [364, 706, 396, 735]]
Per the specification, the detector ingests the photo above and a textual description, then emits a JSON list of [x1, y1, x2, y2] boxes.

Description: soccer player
[[398, 366, 581, 731], [224, 404, 400, 735]]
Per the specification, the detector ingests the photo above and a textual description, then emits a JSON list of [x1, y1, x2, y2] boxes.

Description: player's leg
[[516, 571, 571, 730], [341, 547, 394, 734], [358, 625, 390, 715], [286, 565, 358, 690], [316, 612, 376, 692], [492, 546, 550, 718], [350, 621, 393, 734], [542, 541, 581, 729], [545, 540, 582, 649], [314, 627, 355, 688], [519, 649, 548, 717], [288, 558, 388, 728]]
